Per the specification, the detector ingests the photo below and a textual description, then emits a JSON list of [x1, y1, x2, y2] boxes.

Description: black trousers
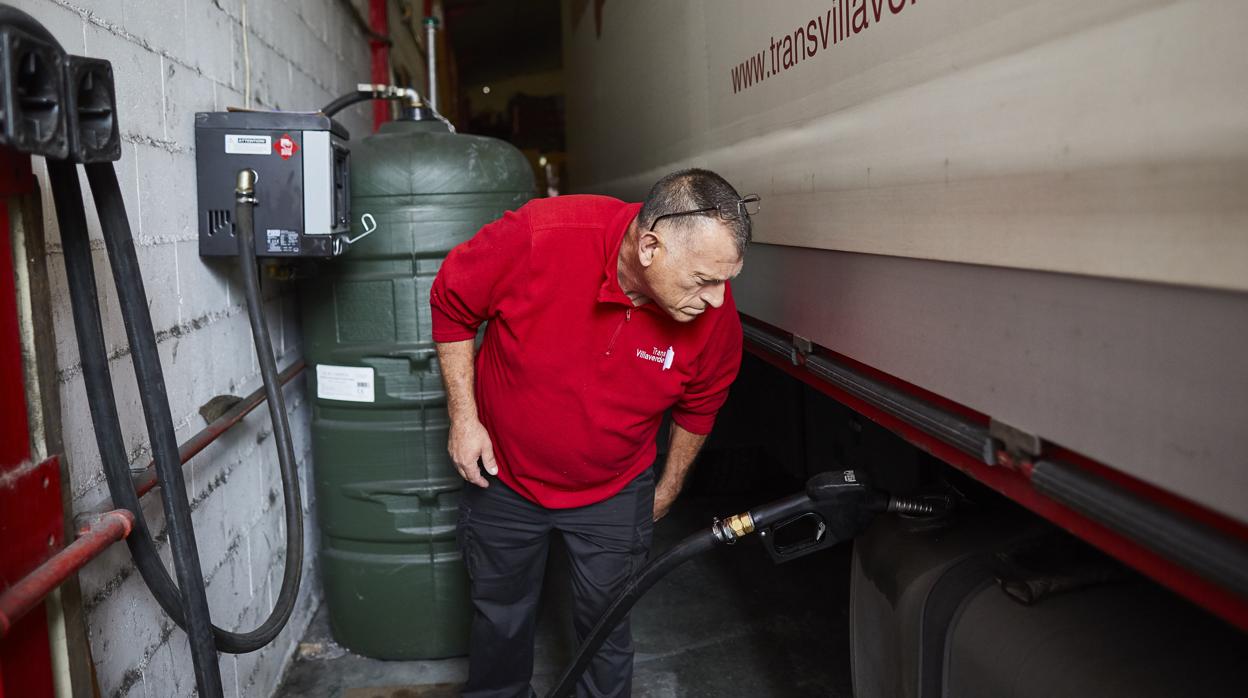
[[457, 469, 656, 698]]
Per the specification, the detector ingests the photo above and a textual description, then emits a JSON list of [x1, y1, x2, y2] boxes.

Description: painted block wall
[[9, 1, 374, 695]]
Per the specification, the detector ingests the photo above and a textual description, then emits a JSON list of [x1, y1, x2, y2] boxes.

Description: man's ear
[[638, 230, 662, 268]]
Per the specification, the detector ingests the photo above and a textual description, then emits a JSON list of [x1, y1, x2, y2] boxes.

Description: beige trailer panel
[[566, 0, 1248, 292], [731, 244, 1248, 524], [565, 0, 1248, 523]]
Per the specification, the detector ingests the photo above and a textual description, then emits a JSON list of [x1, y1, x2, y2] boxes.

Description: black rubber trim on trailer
[[741, 322, 995, 463], [1031, 459, 1248, 599]]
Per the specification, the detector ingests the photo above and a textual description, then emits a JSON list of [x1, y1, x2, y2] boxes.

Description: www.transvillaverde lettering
[[730, 0, 919, 94]]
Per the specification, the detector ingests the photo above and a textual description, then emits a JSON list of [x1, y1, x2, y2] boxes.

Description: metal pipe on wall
[[0, 510, 135, 640], [424, 16, 438, 111]]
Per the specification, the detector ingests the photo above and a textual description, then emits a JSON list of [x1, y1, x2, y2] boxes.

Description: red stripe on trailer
[[741, 317, 1248, 632], [1045, 443, 1248, 544]]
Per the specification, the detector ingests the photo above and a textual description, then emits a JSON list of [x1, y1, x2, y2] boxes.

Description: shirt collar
[[597, 202, 643, 306]]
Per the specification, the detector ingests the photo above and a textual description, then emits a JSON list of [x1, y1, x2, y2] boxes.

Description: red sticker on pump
[[275, 133, 298, 160]]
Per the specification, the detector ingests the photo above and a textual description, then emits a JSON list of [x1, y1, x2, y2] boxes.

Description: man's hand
[[449, 417, 497, 487], [652, 423, 708, 521], [437, 338, 496, 487], [653, 482, 680, 521]]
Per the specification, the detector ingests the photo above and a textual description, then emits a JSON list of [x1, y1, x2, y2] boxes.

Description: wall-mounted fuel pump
[[195, 111, 351, 257]]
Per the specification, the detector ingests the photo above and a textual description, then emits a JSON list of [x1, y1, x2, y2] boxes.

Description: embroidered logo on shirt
[[636, 345, 675, 370]]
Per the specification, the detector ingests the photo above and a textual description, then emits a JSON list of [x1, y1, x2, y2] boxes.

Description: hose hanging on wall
[[52, 163, 308, 698], [16, 5, 300, 695], [48, 162, 224, 697], [80, 162, 306, 653]]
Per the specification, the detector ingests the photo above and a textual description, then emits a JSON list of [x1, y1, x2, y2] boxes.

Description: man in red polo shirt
[[431, 169, 757, 697]]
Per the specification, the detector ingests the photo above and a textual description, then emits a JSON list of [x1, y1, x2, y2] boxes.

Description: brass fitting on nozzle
[[712, 511, 756, 545], [235, 168, 258, 203], [725, 512, 755, 537]]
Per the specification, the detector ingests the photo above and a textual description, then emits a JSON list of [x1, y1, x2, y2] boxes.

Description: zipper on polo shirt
[[604, 308, 631, 356]]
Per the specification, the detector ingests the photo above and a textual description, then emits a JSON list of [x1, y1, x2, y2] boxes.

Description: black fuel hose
[[321, 85, 454, 131], [321, 90, 375, 118], [227, 166, 306, 643], [545, 483, 874, 697], [25, 5, 292, 692], [544, 528, 721, 697], [49, 161, 224, 697], [73, 162, 305, 655]]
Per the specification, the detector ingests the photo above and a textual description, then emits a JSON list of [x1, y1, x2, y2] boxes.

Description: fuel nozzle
[[711, 469, 954, 564]]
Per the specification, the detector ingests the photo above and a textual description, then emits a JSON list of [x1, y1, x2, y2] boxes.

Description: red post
[[369, 0, 391, 132], [0, 145, 60, 697]]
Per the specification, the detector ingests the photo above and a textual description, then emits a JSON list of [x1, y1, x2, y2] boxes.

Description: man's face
[[642, 220, 744, 322]]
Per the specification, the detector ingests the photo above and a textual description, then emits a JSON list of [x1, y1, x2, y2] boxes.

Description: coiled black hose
[[78, 162, 305, 654], [50, 159, 305, 694], [51, 165, 308, 696], [49, 161, 223, 696], [23, 4, 296, 694], [228, 167, 306, 645]]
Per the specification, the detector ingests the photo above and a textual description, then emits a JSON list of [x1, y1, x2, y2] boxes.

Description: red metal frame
[[741, 314, 1248, 631], [369, 0, 391, 132], [0, 147, 58, 698]]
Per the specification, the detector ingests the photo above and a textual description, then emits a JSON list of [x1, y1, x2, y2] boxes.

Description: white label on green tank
[[225, 134, 271, 154], [316, 364, 374, 402]]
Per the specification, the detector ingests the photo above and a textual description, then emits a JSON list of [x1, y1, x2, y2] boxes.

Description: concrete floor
[[274, 492, 854, 698]]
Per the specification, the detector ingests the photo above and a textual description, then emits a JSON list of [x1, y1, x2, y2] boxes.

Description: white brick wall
[[11, 1, 375, 696]]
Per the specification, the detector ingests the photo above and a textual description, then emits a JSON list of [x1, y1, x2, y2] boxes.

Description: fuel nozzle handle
[[711, 470, 871, 548], [712, 469, 951, 564]]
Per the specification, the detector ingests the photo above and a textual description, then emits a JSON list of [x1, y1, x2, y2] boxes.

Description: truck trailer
[[563, 0, 1248, 694]]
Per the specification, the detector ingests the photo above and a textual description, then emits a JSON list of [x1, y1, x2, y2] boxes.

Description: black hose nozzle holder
[[0, 7, 121, 161]]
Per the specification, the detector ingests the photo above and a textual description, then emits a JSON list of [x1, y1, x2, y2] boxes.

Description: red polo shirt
[[430, 195, 743, 508]]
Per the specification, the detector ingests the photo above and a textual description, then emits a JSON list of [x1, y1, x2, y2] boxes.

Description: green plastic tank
[[301, 115, 534, 659]]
